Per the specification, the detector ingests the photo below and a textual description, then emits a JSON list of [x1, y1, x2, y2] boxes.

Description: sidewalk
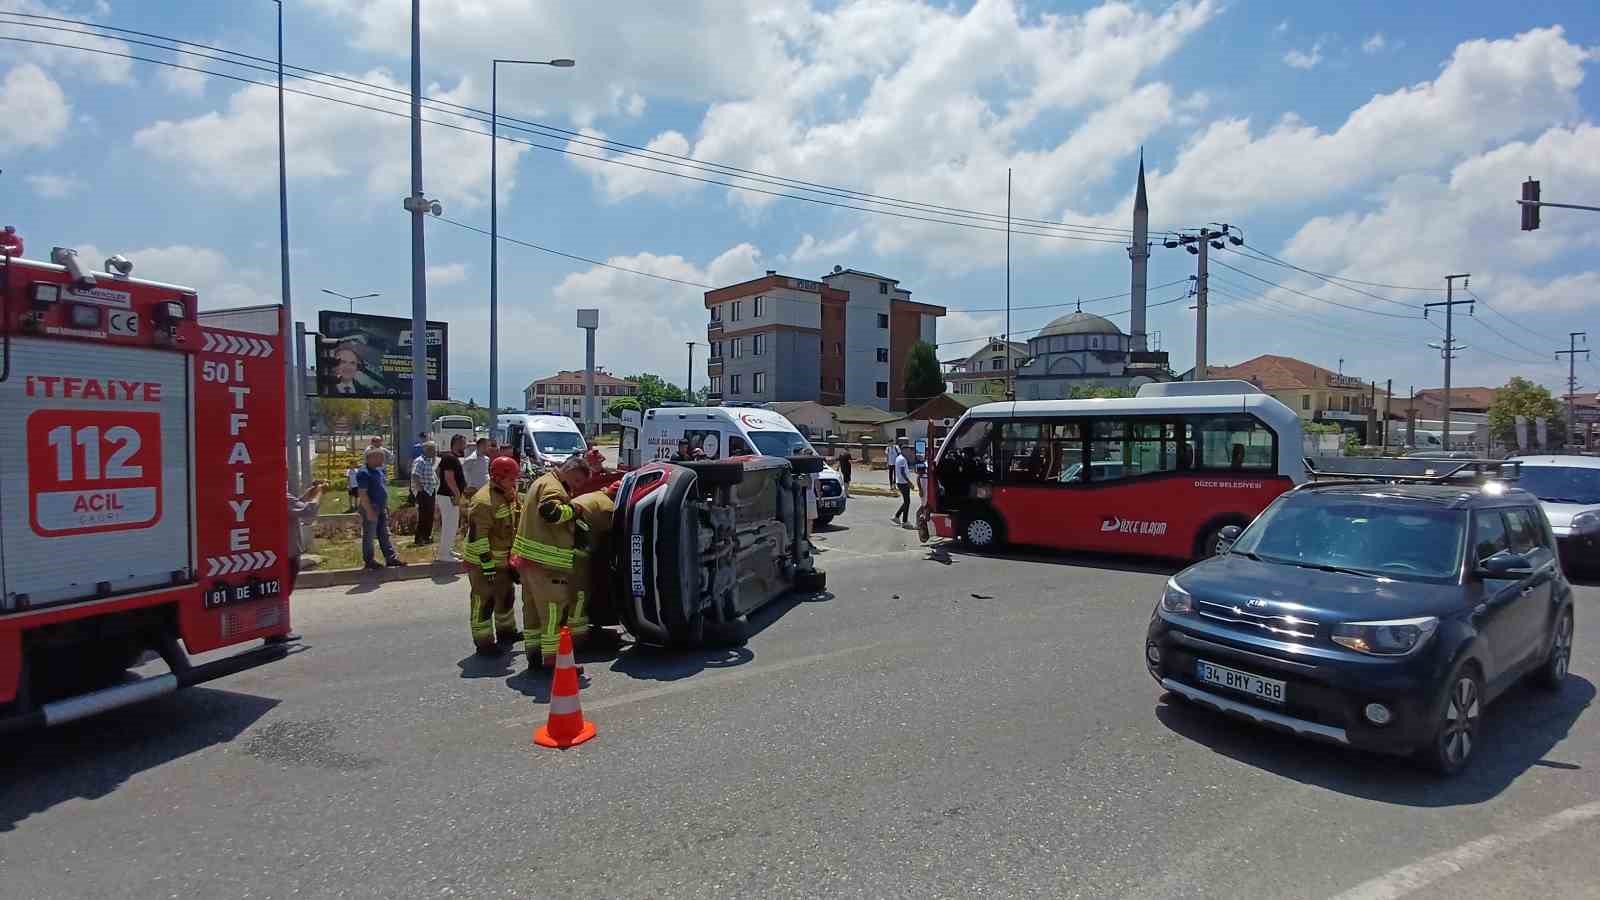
[[297, 559, 465, 589]]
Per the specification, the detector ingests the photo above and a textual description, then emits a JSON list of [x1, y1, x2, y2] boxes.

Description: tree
[[1487, 377, 1564, 447], [624, 373, 685, 410], [903, 341, 945, 405], [428, 400, 491, 429], [1067, 384, 1135, 400], [606, 396, 642, 420], [311, 397, 388, 432]]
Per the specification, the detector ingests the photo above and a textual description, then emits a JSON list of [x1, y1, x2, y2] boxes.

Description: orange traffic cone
[[534, 627, 596, 749]]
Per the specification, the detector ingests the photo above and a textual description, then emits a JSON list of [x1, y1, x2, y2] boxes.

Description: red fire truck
[[0, 244, 293, 734]]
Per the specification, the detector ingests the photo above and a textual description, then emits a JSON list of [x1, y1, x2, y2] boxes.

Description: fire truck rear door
[[0, 337, 192, 610]]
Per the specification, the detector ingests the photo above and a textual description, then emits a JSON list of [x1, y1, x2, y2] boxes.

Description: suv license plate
[[1196, 659, 1286, 704]]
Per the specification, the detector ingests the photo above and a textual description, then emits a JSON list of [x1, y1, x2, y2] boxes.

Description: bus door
[[990, 420, 1088, 547]]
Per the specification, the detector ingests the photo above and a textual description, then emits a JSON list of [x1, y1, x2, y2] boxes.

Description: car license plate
[[819, 498, 842, 509], [1196, 659, 1286, 704]]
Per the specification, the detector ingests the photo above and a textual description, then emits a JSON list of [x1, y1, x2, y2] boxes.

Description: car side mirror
[[1479, 552, 1534, 578], [1216, 525, 1243, 553]]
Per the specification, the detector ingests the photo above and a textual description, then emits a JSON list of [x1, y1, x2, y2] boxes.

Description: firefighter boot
[[492, 572, 520, 644], [467, 573, 498, 655]]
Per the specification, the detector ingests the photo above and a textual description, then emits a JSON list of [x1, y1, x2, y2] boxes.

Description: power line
[[1221, 244, 1423, 311], [0, 31, 1142, 247], [431, 217, 712, 288], [938, 289, 1194, 348], [1465, 288, 1559, 343], [1205, 282, 1415, 348], [943, 277, 1190, 313], [1235, 240, 1446, 293], [0, 12, 1162, 241], [1461, 311, 1548, 361], [1207, 256, 1429, 320]]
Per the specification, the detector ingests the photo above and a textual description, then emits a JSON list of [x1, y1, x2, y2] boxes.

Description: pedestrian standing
[[411, 441, 439, 546], [891, 442, 914, 526], [345, 462, 361, 513], [463, 436, 491, 493], [286, 481, 326, 592], [435, 435, 467, 562], [885, 442, 900, 488], [357, 448, 403, 570], [837, 452, 853, 496]]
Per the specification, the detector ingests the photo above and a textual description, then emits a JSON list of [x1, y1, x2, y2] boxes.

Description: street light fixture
[[320, 288, 381, 314], [490, 56, 575, 416]]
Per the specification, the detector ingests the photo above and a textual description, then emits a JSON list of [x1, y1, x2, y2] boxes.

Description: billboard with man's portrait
[[316, 311, 448, 399]]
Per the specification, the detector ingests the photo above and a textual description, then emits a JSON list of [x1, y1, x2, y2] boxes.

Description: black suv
[[1145, 474, 1575, 774]]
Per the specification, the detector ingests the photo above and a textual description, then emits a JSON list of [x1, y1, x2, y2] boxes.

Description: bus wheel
[[1197, 522, 1238, 559], [961, 513, 1002, 549]]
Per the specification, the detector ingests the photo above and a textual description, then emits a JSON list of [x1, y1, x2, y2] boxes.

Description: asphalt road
[[3, 492, 1597, 899]]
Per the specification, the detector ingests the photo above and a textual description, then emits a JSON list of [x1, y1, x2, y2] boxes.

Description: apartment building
[[703, 266, 945, 411], [524, 368, 638, 429], [946, 338, 1030, 400], [1208, 354, 1391, 439]]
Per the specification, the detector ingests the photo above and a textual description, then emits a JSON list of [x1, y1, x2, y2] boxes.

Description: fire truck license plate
[[205, 578, 283, 610], [26, 409, 163, 536]]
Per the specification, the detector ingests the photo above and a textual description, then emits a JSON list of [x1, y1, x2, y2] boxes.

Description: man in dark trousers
[[410, 440, 439, 546], [837, 451, 853, 496]]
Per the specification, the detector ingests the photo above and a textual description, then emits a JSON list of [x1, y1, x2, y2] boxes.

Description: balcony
[[707, 320, 723, 337]]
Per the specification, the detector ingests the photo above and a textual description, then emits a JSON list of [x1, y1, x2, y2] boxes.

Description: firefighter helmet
[[490, 456, 520, 482]]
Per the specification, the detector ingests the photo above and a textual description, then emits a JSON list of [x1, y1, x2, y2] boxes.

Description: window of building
[[753, 333, 766, 356], [879, 281, 889, 295], [732, 300, 743, 322], [875, 381, 888, 398], [753, 372, 766, 394], [710, 340, 721, 359], [1302, 394, 1311, 411], [836, 342, 844, 357], [710, 305, 721, 322], [709, 375, 722, 394], [753, 296, 765, 317], [990, 358, 1005, 371], [730, 374, 742, 395], [731, 337, 744, 359], [876, 348, 889, 363], [877, 313, 889, 328]]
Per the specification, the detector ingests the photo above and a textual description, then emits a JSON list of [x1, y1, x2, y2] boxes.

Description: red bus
[[923, 381, 1306, 560]]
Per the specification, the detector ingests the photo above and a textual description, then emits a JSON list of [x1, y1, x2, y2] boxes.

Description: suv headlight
[[1332, 617, 1439, 655], [1571, 511, 1600, 534], [1160, 578, 1193, 614]]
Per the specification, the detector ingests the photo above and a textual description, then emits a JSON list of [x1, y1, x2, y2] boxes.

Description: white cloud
[[1273, 20, 1289, 35], [157, 51, 207, 97], [0, 63, 68, 149], [567, 127, 698, 202], [133, 69, 527, 211], [784, 229, 861, 266], [25, 171, 81, 197], [1059, 26, 1595, 235], [1362, 33, 1387, 54], [0, 0, 133, 84], [426, 262, 469, 287], [73, 244, 277, 310], [535, 243, 763, 380], [1282, 41, 1323, 70]]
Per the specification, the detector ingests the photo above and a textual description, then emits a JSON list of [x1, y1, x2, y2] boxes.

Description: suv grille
[[1196, 600, 1318, 640]]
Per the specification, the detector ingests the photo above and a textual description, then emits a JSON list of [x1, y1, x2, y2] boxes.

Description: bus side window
[[1193, 415, 1275, 472]]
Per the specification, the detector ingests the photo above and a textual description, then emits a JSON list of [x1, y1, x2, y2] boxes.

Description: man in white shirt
[[891, 440, 915, 526], [885, 442, 900, 488], [462, 437, 491, 492]]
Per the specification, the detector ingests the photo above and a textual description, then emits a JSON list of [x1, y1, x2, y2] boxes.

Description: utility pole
[[1165, 224, 1240, 381], [1004, 168, 1012, 398], [685, 341, 696, 399], [1407, 385, 1416, 448], [1556, 331, 1589, 445], [274, 0, 299, 491], [403, 0, 432, 456], [1383, 378, 1393, 448], [1424, 274, 1472, 451]]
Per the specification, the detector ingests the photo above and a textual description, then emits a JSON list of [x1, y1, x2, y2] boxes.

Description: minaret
[[1128, 149, 1150, 352]]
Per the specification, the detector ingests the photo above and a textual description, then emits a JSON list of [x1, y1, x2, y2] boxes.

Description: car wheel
[[1535, 608, 1574, 691], [815, 514, 834, 527], [1421, 662, 1483, 776], [961, 513, 1002, 549], [795, 569, 827, 593], [1196, 523, 1235, 560]]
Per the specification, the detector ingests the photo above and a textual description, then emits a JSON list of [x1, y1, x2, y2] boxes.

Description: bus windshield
[[435, 416, 473, 429], [748, 430, 813, 458]]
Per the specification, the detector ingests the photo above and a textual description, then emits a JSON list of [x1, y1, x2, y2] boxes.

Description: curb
[[845, 485, 903, 498], [298, 559, 466, 589]]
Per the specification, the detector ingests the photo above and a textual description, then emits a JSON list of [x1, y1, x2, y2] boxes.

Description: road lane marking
[[494, 640, 883, 727], [1328, 800, 1600, 900]]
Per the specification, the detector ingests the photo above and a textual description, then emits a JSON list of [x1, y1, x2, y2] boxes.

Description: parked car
[[1508, 455, 1600, 576], [1145, 478, 1574, 774]]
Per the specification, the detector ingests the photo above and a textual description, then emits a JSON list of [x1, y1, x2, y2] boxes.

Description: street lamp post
[[490, 56, 574, 416], [273, 0, 299, 490], [686, 341, 696, 399], [321, 288, 381, 314]]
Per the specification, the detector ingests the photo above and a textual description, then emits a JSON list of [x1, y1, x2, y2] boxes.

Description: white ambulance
[[633, 406, 848, 524], [493, 412, 589, 468]]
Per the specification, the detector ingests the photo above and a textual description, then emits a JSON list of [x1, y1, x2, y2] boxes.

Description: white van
[[634, 406, 848, 524], [494, 412, 589, 468]]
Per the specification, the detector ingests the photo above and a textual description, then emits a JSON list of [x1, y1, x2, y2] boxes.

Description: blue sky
[[4, 0, 1599, 406]]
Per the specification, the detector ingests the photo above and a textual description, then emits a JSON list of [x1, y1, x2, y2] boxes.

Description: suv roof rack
[[1301, 456, 1521, 488]]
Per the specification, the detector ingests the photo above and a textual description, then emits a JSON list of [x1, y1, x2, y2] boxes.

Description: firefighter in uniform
[[463, 456, 522, 654], [569, 487, 622, 649], [512, 455, 593, 668]]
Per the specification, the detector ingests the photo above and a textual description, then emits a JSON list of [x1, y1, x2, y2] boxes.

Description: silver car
[[1513, 455, 1600, 575]]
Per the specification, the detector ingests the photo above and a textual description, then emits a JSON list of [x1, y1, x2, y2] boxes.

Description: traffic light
[[1521, 178, 1541, 231]]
